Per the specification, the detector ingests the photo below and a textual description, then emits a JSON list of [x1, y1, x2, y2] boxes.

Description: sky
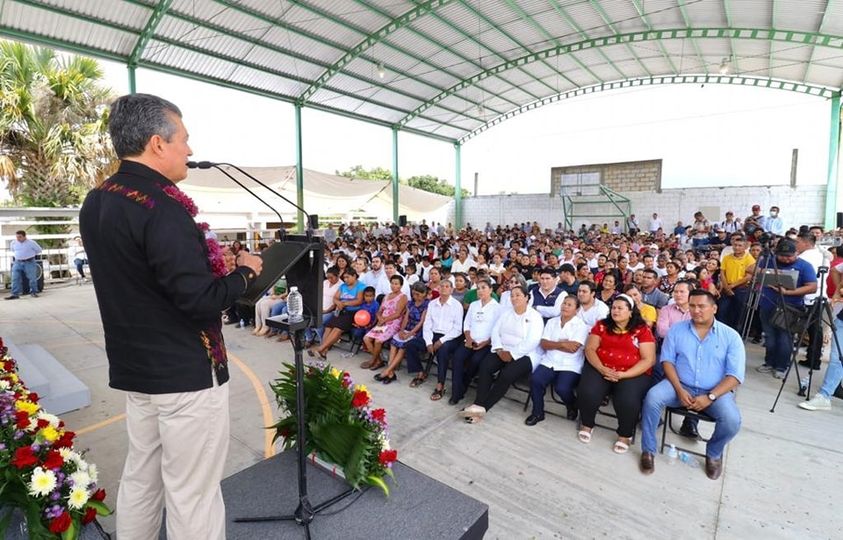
[[25, 57, 840, 198]]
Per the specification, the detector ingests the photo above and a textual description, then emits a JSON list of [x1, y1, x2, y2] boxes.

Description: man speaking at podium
[[80, 94, 263, 539]]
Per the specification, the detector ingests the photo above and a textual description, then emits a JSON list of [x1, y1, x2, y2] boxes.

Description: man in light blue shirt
[[639, 289, 745, 480], [6, 230, 42, 299], [763, 206, 784, 236]]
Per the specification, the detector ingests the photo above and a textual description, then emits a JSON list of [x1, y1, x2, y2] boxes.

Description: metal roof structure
[[0, 0, 842, 145]]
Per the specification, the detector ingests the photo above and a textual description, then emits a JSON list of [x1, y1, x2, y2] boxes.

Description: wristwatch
[[707, 393, 717, 401]]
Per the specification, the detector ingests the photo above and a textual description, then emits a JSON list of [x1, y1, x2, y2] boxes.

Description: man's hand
[[676, 387, 694, 408], [464, 337, 474, 349], [688, 394, 713, 411], [496, 350, 513, 362], [237, 252, 263, 276]]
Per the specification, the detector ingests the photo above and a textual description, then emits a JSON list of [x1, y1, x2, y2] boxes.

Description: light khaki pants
[[116, 377, 229, 540]]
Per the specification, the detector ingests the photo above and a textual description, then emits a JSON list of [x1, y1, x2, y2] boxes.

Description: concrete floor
[[2, 282, 842, 539]]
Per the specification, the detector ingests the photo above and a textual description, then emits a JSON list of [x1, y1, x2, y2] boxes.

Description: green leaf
[[61, 518, 77, 540], [87, 500, 112, 516], [366, 475, 390, 497]]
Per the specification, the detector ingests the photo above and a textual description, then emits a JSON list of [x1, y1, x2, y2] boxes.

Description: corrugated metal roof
[[0, 0, 841, 143]]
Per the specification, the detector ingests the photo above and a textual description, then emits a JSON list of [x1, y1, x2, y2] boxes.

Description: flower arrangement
[[0, 337, 111, 538], [160, 184, 228, 278], [271, 363, 397, 495]]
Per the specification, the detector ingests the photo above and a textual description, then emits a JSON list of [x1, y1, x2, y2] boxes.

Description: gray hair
[[108, 94, 182, 158]]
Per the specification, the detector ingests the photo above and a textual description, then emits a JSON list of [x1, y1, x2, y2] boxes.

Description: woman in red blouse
[[577, 294, 656, 454]]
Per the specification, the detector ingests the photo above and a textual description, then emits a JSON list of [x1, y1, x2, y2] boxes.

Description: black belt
[[17, 257, 35, 262]]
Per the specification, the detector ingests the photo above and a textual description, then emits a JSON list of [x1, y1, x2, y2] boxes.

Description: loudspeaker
[[399, 215, 407, 227], [308, 214, 319, 230], [837, 212, 843, 229]]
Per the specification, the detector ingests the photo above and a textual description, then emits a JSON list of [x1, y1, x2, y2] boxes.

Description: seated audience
[[460, 285, 544, 423], [360, 275, 408, 370], [578, 295, 656, 454], [525, 296, 590, 425], [310, 268, 365, 359], [375, 283, 429, 384], [640, 290, 745, 479]]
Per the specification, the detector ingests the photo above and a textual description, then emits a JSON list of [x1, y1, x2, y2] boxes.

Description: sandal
[[409, 375, 426, 388], [382, 373, 397, 385], [359, 359, 376, 369], [368, 360, 385, 371], [373, 373, 386, 382], [430, 386, 445, 401], [577, 430, 592, 444], [613, 440, 630, 454]]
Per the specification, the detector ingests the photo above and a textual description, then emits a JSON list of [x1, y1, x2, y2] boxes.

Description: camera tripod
[[770, 266, 843, 412]]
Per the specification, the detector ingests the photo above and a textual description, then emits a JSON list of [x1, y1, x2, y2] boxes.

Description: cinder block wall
[[450, 184, 826, 231]]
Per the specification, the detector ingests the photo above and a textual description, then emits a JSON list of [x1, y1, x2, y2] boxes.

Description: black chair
[[659, 406, 715, 458]]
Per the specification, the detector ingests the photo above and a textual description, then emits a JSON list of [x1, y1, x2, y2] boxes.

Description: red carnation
[[54, 431, 75, 449], [42, 450, 64, 470], [91, 488, 107, 502], [378, 449, 398, 466], [36, 418, 50, 429], [27, 392, 39, 402], [351, 390, 370, 409], [15, 411, 30, 429], [82, 506, 97, 525], [11, 446, 38, 469], [2, 360, 14, 371], [371, 408, 386, 423], [48, 512, 72, 533]]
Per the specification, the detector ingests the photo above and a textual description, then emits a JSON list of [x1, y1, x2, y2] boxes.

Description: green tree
[[0, 41, 116, 208], [336, 164, 392, 181]]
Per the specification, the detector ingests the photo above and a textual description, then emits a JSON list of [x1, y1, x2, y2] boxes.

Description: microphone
[[187, 161, 285, 233], [187, 161, 314, 234]]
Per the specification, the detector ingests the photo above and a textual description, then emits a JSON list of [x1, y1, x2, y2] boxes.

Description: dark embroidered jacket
[[80, 160, 256, 394]]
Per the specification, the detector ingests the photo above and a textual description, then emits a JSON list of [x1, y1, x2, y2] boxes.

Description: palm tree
[[0, 41, 116, 207]]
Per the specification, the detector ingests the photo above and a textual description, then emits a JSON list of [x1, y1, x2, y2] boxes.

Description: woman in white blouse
[[460, 285, 544, 423], [447, 278, 502, 405]]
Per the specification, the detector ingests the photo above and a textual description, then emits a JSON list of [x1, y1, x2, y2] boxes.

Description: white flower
[[0, 380, 9, 390], [28, 467, 57, 497], [87, 464, 98, 484], [67, 487, 89, 510], [70, 470, 91, 489], [36, 411, 60, 427]]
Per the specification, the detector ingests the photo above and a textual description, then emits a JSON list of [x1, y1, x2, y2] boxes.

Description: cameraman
[[745, 239, 817, 379]]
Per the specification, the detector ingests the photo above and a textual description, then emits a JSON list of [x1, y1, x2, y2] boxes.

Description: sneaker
[[755, 365, 774, 374], [4, 295, 19, 300], [772, 370, 786, 379], [798, 394, 831, 411]]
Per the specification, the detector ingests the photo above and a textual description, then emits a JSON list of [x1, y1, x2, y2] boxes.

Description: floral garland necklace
[[160, 184, 228, 278]]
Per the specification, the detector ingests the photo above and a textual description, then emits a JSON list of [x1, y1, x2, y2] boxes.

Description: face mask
[[770, 211, 778, 217]]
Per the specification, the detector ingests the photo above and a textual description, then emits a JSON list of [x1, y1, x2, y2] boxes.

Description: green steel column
[[295, 103, 304, 232], [454, 142, 462, 229], [392, 127, 399, 224], [128, 65, 136, 94], [825, 93, 841, 229]]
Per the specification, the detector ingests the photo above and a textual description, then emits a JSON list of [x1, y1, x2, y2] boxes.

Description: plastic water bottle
[[288, 286, 303, 323], [239, 318, 245, 328], [800, 376, 809, 394], [666, 444, 678, 465], [678, 451, 699, 468]]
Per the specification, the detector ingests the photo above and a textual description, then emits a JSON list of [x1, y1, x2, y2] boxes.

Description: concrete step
[[5, 340, 51, 397], [18, 343, 91, 415]]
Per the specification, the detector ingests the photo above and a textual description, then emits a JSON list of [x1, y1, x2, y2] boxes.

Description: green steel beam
[[454, 142, 462, 229], [10, 0, 465, 133], [588, 0, 653, 77], [721, 0, 741, 74], [128, 0, 173, 67], [502, 0, 599, 86], [460, 75, 836, 143], [400, 0, 544, 104], [630, 0, 678, 73], [455, 0, 559, 95], [280, 0, 521, 112], [400, 26, 843, 128], [392, 127, 399, 224], [128, 64, 136, 93], [295, 103, 304, 232], [0, 25, 459, 144], [677, 0, 709, 75], [299, 0, 456, 103], [825, 93, 841, 229], [548, 0, 628, 80], [804, 0, 833, 80]]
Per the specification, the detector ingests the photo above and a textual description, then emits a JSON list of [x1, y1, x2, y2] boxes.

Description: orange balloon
[[353, 310, 371, 327]]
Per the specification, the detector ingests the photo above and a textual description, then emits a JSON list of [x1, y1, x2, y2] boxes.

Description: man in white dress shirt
[[577, 281, 609, 328], [423, 280, 465, 401]]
